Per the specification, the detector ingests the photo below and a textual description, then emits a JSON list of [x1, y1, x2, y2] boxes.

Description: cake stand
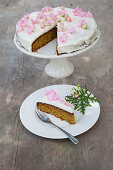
[[14, 30, 100, 78]]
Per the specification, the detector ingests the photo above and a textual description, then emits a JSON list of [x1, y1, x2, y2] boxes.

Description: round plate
[[19, 85, 100, 139]]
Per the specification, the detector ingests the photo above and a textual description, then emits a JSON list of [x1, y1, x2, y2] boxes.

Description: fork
[[35, 108, 79, 144]]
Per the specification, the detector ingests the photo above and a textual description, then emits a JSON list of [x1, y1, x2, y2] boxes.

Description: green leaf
[[65, 84, 100, 114]]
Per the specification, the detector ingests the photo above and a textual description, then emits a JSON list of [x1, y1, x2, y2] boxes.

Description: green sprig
[[65, 85, 100, 114]]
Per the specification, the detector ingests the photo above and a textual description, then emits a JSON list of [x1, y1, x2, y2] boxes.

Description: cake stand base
[[45, 58, 74, 78]]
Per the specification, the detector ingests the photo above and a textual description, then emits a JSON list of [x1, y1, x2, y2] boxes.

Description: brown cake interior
[[32, 27, 57, 52], [37, 102, 76, 124]]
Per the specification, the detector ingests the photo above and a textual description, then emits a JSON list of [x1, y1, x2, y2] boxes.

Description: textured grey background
[[0, 0, 113, 170]]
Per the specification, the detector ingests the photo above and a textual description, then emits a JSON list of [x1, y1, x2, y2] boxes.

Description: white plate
[[19, 84, 100, 139]]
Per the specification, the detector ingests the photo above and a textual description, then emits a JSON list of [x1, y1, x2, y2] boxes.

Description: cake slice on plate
[[37, 89, 75, 124]]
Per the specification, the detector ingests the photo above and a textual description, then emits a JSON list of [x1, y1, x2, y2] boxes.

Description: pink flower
[[40, 21, 45, 29], [31, 19, 37, 24], [68, 27, 76, 33], [66, 17, 72, 22], [86, 11, 93, 18], [65, 102, 71, 107], [60, 6, 65, 10], [45, 91, 50, 96], [23, 14, 29, 19], [73, 7, 93, 18], [77, 19, 87, 29], [73, 7, 82, 16], [50, 90, 56, 95], [57, 11, 62, 15], [59, 33, 68, 43], [58, 23, 66, 32], [27, 28, 32, 34], [45, 90, 56, 96], [42, 6, 53, 13], [36, 12, 44, 19], [60, 99, 65, 104], [52, 94, 60, 101], [45, 90, 61, 101], [26, 25, 35, 34], [45, 20, 51, 26], [17, 14, 30, 32]]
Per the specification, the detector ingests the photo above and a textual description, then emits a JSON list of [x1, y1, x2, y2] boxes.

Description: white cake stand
[[14, 30, 100, 78]]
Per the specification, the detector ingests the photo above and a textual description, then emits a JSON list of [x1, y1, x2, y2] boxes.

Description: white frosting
[[40, 96, 73, 113], [57, 9, 98, 53], [38, 89, 73, 114], [16, 12, 56, 51], [16, 7, 98, 54]]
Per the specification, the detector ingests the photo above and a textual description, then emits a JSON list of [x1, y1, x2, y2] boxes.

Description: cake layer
[[32, 27, 57, 52], [37, 102, 76, 124]]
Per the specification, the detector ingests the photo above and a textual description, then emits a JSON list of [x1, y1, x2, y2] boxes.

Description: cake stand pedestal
[[45, 58, 74, 78], [14, 30, 100, 78]]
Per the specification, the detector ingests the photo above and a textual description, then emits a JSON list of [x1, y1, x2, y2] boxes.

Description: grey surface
[[0, 0, 113, 170]]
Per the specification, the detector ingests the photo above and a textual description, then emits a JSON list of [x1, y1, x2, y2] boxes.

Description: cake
[[16, 6, 98, 54], [36, 89, 76, 124]]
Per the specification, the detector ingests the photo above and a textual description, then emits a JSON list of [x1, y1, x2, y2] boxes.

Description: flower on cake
[[23, 14, 29, 19], [42, 6, 53, 13], [45, 90, 60, 101], [73, 7, 82, 17], [65, 102, 71, 107], [36, 11, 57, 28], [45, 20, 51, 26], [26, 25, 36, 34], [49, 13, 57, 22], [37, 12, 47, 20], [77, 19, 87, 29], [31, 19, 40, 25], [45, 90, 71, 107], [59, 33, 68, 42], [57, 11, 62, 15], [57, 10, 72, 23], [73, 7, 93, 18], [68, 27, 76, 34], [16, 14, 30, 32], [60, 6, 65, 10], [65, 15, 72, 22], [40, 21, 45, 29], [60, 99, 71, 107], [58, 23, 66, 32], [84, 10, 93, 18]]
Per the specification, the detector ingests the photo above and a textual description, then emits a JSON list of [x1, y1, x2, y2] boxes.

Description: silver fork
[[35, 108, 79, 144]]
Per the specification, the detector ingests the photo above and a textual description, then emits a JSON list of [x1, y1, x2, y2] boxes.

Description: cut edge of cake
[[37, 102, 76, 124], [32, 27, 57, 52]]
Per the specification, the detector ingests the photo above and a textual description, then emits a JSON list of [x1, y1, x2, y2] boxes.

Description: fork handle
[[51, 123, 79, 144]]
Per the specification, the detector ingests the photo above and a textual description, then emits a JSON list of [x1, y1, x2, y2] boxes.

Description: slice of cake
[[16, 6, 98, 54], [37, 89, 75, 124]]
